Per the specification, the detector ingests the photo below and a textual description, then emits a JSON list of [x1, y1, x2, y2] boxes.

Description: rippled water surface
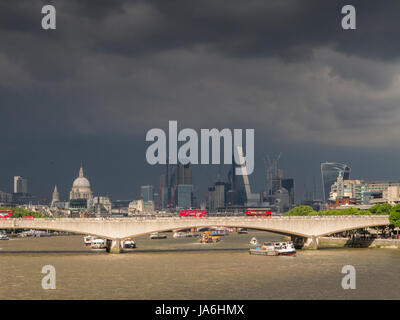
[[1, 231, 399, 299]]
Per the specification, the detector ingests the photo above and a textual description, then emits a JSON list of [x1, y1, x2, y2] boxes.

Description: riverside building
[[329, 174, 400, 205]]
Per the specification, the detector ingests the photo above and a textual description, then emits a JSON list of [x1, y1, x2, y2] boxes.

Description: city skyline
[[3, 154, 400, 206]]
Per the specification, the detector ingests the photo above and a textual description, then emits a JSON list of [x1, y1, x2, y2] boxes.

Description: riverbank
[[319, 237, 400, 249]]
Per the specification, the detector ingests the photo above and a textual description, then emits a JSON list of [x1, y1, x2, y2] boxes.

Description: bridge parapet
[[4, 215, 388, 221]]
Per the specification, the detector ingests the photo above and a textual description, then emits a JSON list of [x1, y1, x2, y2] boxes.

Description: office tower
[[140, 185, 154, 202], [270, 169, 283, 195], [159, 173, 168, 209], [208, 186, 215, 211], [282, 178, 295, 206], [153, 192, 160, 211], [0, 191, 12, 205], [14, 176, 28, 194], [176, 164, 192, 185], [214, 182, 226, 209], [336, 172, 344, 198], [176, 184, 193, 208], [265, 154, 282, 195], [168, 164, 194, 208], [321, 162, 350, 203]]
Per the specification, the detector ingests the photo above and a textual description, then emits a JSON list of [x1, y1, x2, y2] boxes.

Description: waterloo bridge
[[0, 215, 390, 253]]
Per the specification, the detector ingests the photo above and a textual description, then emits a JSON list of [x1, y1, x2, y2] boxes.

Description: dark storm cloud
[[2, 0, 400, 199], [2, 0, 400, 145], [44, 0, 400, 61]]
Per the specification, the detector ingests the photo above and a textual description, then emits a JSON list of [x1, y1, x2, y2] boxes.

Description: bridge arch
[[316, 222, 390, 238], [1, 224, 113, 240], [119, 225, 310, 240]]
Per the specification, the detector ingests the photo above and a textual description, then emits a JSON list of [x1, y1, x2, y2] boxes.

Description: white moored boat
[[91, 238, 107, 250], [173, 231, 195, 238], [0, 232, 9, 240], [173, 231, 186, 238], [249, 241, 296, 256], [150, 232, 167, 239], [83, 235, 93, 246], [122, 239, 136, 249], [275, 241, 296, 256]]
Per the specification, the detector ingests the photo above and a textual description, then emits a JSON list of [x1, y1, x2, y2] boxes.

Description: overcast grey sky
[[1, 0, 400, 202]]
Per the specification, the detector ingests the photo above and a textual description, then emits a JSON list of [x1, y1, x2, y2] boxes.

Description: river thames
[[0, 231, 399, 300]]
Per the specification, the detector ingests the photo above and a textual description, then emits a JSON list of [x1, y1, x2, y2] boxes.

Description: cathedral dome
[[70, 163, 93, 201], [72, 177, 90, 188]]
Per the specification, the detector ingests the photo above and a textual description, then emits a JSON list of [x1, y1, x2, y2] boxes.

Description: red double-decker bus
[[0, 210, 13, 219], [245, 208, 272, 217], [179, 209, 207, 218]]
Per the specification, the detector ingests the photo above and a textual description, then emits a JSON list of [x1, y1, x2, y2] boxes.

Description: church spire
[[52, 184, 60, 205], [79, 162, 84, 178]]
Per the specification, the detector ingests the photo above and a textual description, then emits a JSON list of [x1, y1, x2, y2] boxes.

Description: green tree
[[315, 208, 366, 216], [389, 204, 400, 239], [284, 205, 315, 216], [389, 204, 400, 228], [369, 203, 392, 215]]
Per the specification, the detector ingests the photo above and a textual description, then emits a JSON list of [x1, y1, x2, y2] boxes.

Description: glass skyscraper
[[176, 184, 193, 208], [321, 162, 350, 203], [140, 185, 154, 202]]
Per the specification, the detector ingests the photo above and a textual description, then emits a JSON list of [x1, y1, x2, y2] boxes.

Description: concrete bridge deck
[[0, 215, 390, 253]]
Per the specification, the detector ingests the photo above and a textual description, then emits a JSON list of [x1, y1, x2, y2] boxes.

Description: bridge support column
[[303, 236, 319, 249], [291, 236, 306, 249], [106, 239, 122, 254]]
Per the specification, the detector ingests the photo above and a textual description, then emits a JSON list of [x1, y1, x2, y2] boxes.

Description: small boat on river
[[91, 238, 107, 250], [249, 241, 296, 256], [122, 239, 136, 249], [150, 232, 167, 239], [0, 233, 9, 240], [199, 232, 220, 243], [173, 231, 195, 238], [84, 235, 93, 246], [249, 237, 258, 246]]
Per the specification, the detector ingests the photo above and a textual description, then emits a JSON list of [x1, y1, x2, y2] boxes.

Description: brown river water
[[0, 231, 399, 300]]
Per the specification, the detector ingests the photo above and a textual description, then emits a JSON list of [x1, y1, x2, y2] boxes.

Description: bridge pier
[[106, 239, 122, 254], [303, 236, 319, 249], [291, 236, 319, 249]]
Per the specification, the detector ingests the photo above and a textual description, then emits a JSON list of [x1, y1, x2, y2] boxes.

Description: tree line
[[284, 203, 400, 228]]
